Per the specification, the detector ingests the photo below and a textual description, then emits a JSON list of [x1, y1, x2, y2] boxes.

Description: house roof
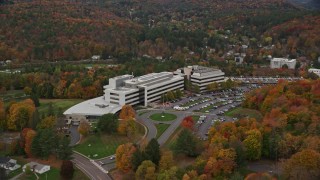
[[24, 162, 49, 171], [0, 157, 10, 164]]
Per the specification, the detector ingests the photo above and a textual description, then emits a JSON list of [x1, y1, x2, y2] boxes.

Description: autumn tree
[[78, 121, 90, 136], [135, 160, 156, 180], [245, 172, 274, 180], [116, 143, 136, 172], [282, 149, 320, 180], [37, 116, 56, 129], [24, 129, 36, 158], [97, 113, 118, 134], [159, 151, 174, 172], [60, 160, 74, 180], [118, 118, 136, 137], [119, 105, 136, 120], [158, 166, 179, 180], [7, 99, 35, 131], [243, 129, 262, 160], [181, 116, 194, 130]]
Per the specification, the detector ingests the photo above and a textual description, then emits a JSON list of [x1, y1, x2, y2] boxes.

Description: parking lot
[[165, 85, 261, 140]]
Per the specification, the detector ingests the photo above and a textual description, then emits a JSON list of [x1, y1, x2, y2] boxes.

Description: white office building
[[64, 72, 184, 122], [270, 58, 296, 69], [175, 65, 225, 92], [308, 68, 320, 77], [104, 72, 184, 106]]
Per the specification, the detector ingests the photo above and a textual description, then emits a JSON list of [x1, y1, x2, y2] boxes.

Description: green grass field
[[225, 107, 263, 121], [149, 113, 177, 121], [155, 123, 170, 138], [20, 167, 89, 180], [74, 121, 145, 159], [38, 99, 83, 115]]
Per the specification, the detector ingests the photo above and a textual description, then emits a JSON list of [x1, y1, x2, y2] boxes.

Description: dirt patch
[[175, 154, 196, 168]]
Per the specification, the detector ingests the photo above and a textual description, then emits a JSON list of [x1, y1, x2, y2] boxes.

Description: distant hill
[[288, 0, 320, 10]]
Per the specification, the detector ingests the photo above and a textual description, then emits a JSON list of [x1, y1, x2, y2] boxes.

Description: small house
[[0, 157, 21, 171], [23, 162, 50, 174]]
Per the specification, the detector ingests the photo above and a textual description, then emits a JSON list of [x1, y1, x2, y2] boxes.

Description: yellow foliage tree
[[78, 121, 90, 136], [159, 151, 174, 172], [37, 116, 56, 129], [7, 99, 35, 131], [119, 105, 136, 120]]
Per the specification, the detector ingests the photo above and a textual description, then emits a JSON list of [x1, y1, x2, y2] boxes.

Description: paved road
[[70, 125, 80, 146], [72, 153, 112, 180]]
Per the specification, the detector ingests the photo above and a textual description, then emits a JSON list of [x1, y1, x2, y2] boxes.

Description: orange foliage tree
[[24, 129, 36, 158], [7, 99, 35, 131], [181, 116, 194, 130], [115, 143, 137, 172], [119, 105, 136, 120]]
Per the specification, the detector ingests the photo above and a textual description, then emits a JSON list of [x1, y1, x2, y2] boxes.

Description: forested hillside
[[0, 0, 317, 63]]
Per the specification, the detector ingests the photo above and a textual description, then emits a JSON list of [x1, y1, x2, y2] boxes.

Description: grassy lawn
[[149, 113, 177, 121], [74, 121, 145, 159], [8, 167, 23, 179], [155, 123, 170, 138], [38, 99, 83, 115], [225, 107, 263, 121], [20, 167, 88, 180], [192, 115, 200, 122]]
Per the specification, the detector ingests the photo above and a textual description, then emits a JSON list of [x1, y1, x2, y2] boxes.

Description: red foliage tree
[[181, 116, 194, 130]]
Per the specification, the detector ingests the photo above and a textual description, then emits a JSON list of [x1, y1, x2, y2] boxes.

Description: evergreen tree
[[97, 114, 118, 134], [30, 93, 40, 107], [30, 109, 40, 129], [60, 160, 74, 180], [145, 138, 160, 165], [174, 129, 197, 157], [131, 149, 147, 171], [57, 136, 73, 160], [31, 129, 58, 159], [47, 102, 55, 117]]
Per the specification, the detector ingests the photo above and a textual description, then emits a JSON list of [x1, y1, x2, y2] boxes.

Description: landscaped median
[[149, 113, 177, 121], [155, 123, 171, 138]]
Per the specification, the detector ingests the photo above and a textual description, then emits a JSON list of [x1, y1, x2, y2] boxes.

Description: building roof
[[272, 58, 296, 62], [125, 72, 172, 85], [63, 96, 122, 116], [24, 162, 49, 171]]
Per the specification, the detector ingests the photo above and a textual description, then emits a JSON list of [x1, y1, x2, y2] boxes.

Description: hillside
[[0, 0, 315, 62]]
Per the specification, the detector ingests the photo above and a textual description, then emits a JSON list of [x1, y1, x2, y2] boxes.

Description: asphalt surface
[[70, 125, 80, 146], [72, 153, 112, 180]]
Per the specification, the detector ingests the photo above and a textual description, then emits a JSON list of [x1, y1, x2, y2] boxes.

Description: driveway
[[70, 125, 80, 146]]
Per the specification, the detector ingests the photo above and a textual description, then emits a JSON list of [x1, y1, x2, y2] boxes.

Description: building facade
[[64, 72, 184, 122], [104, 72, 184, 106], [270, 58, 296, 69], [175, 65, 225, 92], [308, 68, 320, 77]]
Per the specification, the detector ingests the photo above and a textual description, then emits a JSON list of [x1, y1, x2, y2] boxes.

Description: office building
[[64, 72, 184, 123], [270, 58, 296, 69], [175, 65, 225, 92]]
